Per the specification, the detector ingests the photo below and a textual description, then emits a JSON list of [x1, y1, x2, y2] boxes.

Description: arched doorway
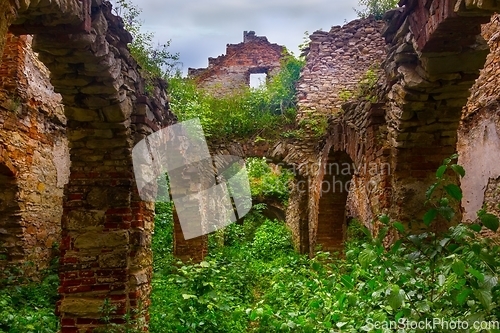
[[0, 163, 21, 267], [316, 150, 353, 252]]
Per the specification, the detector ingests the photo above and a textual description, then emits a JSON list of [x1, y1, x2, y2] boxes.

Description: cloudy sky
[[113, 0, 363, 75]]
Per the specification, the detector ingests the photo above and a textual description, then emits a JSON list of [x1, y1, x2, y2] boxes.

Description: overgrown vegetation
[[339, 64, 380, 103], [168, 53, 304, 140], [112, 0, 180, 91], [246, 157, 294, 203], [355, 0, 399, 20], [0, 259, 59, 332], [148, 156, 500, 332]]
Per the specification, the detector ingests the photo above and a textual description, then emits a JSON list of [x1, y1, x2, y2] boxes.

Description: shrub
[[168, 54, 304, 140], [252, 220, 294, 260], [355, 0, 399, 19]]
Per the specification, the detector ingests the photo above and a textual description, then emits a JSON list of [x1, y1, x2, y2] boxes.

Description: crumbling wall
[[188, 31, 284, 96], [458, 15, 500, 230], [0, 33, 69, 276], [295, 18, 387, 253], [1, 0, 178, 330], [297, 18, 386, 117]]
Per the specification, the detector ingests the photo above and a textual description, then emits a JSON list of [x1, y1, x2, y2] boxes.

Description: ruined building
[[188, 31, 284, 95], [1, 0, 500, 331]]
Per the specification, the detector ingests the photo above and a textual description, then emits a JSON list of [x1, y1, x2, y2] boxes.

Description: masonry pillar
[[383, 0, 500, 226]]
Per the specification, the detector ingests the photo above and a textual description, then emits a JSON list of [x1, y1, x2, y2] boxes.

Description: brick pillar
[[58, 165, 153, 332], [173, 209, 208, 263]]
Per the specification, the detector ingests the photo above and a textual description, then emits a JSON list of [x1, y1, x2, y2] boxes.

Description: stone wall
[[294, 18, 388, 253], [378, 0, 498, 232], [0, 33, 68, 276], [188, 31, 284, 96], [297, 18, 386, 118], [1, 0, 177, 331], [458, 15, 500, 232]]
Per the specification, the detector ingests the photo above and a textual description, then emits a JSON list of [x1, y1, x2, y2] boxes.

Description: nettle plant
[[353, 155, 500, 330]]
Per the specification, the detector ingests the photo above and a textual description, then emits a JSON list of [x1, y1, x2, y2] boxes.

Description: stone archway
[[1, 0, 175, 331]]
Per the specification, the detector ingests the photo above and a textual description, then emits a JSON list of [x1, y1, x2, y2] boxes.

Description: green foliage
[[246, 158, 293, 203], [252, 220, 294, 261], [0, 269, 59, 332], [355, 0, 399, 20], [168, 54, 304, 140], [338, 89, 354, 102], [149, 157, 500, 332], [338, 65, 381, 105], [93, 298, 145, 333], [152, 201, 175, 273], [297, 114, 329, 138], [113, 0, 180, 89], [150, 217, 296, 332]]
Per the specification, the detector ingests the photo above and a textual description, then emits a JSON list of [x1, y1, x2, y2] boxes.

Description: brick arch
[[316, 150, 353, 252], [382, 0, 500, 225], [1, 1, 175, 331], [202, 139, 317, 253]]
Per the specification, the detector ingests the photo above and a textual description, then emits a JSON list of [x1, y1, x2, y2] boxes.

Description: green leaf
[[200, 261, 210, 268], [388, 285, 404, 310], [456, 288, 472, 305], [438, 206, 455, 222], [359, 248, 377, 269], [423, 209, 438, 226], [438, 274, 446, 286], [469, 224, 482, 233], [444, 184, 463, 201], [393, 222, 405, 233], [425, 183, 438, 200], [379, 214, 390, 225], [182, 294, 197, 300], [341, 275, 354, 289], [452, 260, 466, 276], [467, 267, 485, 282], [451, 164, 465, 177], [390, 240, 403, 254], [480, 213, 499, 232], [474, 289, 492, 311], [436, 165, 447, 179]]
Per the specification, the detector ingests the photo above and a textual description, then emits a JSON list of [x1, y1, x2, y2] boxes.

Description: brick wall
[[0, 33, 68, 277], [189, 31, 284, 96]]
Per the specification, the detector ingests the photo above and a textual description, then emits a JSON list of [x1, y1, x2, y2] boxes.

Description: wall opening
[[249, 73, 267, 89], [317, 151, 353, 252], [0, 164, 22, 266]]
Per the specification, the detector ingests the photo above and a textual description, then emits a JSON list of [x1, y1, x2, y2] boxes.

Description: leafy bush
[[152, 201, 175, 274], [112, 0, 180, 89], [355, 0, 399, 19], [252, 220, 294, 260], [0, 272, 59, 332], [246, 158, 293, 203], [168, 54, 304, 140]]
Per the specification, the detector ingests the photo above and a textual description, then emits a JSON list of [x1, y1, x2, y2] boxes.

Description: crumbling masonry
[[1, 0, 500, 331]]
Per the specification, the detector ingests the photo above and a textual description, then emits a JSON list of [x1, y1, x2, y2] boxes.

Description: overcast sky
[[112, 0, 362, 75]]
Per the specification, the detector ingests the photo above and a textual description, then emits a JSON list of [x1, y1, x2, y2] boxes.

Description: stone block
[[59, 298, 104, 317], [64, 107, 100, 122], [99, 251, 128, 268], [102, 98, 133, 123], [66, 210, 105, 231], [74, 230, 129, 249]]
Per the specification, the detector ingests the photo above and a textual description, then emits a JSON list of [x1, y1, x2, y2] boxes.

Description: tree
[[112, 0, 181, 82], [355, 0, 399, 20]]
